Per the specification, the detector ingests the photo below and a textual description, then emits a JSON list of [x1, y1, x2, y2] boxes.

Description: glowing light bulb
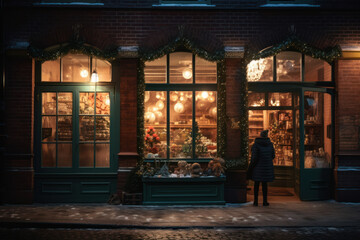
[[80, 69, 88, 78], [174, 102, 185, 113], [201, 91, 209, 99], [105, 96, 110, 105], [156, 100, 164, 110], [182, 68, 192, 79], [91, 70, 99, 82]]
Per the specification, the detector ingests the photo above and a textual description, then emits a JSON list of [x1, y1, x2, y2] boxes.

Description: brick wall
[[3, 53, 34, 203], [225, 58, 242, 159], [337, 60, 360, 151], [3, 8, 360, 52]]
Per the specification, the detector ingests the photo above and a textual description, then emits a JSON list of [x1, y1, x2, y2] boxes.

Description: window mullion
[[94, 91, 97, 168], [55, 92, 59, 167], [192, 90, 196, 159], [273, 55, 277, 82], [166, 91, 170, 160]]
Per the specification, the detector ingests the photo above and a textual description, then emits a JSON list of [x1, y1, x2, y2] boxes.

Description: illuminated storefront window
[[144, 52, 217, 160]]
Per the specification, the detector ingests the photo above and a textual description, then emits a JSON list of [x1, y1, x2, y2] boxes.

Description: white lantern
[[174, 102, 185, 113]]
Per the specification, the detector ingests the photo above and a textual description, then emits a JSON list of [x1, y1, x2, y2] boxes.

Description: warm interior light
[[105, 96, 110, 106], [201, 91, 209, 99], [145, 112, 156, 123], [91, 70, 99, 82], [182, 68, 192, 79], [80, 69, 88, 78], [174, 102, 185, 113], [156, 100, 164, 110]]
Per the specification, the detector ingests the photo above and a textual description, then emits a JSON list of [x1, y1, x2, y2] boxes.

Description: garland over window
[[28, 41, 118, 63], [237, 35, 342, 168], [137, 35, 226, 166]]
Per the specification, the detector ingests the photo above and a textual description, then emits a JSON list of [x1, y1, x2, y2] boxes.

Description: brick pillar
[[224, 58, 247, 203], [334, 59, 360, 202], [117, 58, 139, 194], [3, 52, 34, 203], [225, 58, 242, 159]]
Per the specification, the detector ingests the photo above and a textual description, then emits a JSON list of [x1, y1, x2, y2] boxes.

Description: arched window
[[144, 52, 218, 160], [41, 53, 111, 82], [37, 53, 114, 170], [247, 51, 332, 82]]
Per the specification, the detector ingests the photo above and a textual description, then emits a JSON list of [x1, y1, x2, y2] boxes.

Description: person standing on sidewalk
[[248, 130, 275, 206]]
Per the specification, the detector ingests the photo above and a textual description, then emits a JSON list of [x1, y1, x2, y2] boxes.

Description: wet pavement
[[0, 196, 359, 239], [0, 196, 359, 228]]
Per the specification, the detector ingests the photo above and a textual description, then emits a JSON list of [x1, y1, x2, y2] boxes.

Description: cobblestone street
[[1, 227, 360, 240]]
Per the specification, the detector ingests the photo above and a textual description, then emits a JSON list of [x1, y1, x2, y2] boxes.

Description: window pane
[[62, 54, 90, 82], [268, 92, 292, 107], [95, 144, 110, 167], [58, 93, 72, 115], [42, 59, 60, 82], [195, 56, 216, 83], [277, 51, 301, 82], [58, 116, 72, 141], [145, 56, 167, 83], [96, 116, 110, 141], [58, 143, 72, 167], [80, 116, 94, 141], [249, 110, 294, 166], [42, 116, 56, 142], [195, 91, 217, 158], [42, 92, 56, 115], [170, 52, 193, 84], [92, 58, 111, 82], [42, 144, 56, 167], [248, 92, 265, 107], [304, 92, 332, 168], [96, 92, 110, 115], [305, 56, 331, 82], [247, 57, 273, 82], [144, 91, 167, 159], [80, 92, 95, 114], [79, 144, 94, 167], [170, 91, 192, 158]]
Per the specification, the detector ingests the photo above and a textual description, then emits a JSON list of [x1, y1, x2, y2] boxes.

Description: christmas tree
[[182, 121, 208, 158]]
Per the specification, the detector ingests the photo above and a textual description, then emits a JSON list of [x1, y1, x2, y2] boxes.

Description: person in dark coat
[[249, 130, 275, 206]]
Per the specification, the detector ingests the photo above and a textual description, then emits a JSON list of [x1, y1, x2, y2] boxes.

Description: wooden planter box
[[142, 176, 226, 205]]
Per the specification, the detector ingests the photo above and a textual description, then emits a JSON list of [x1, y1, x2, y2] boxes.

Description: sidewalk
[[0, 196, 359, 229]]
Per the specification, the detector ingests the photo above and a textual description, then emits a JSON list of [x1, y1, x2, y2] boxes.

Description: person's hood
[[254, 137, 272, 146]]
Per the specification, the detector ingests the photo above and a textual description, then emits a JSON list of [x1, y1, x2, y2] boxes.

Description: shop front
[[34, 53, 119, 202], [247, 50, 335, 200]]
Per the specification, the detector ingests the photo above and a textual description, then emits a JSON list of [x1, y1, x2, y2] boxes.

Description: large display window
[[144, 52, 217, 160], [35, 53, 117, 202]]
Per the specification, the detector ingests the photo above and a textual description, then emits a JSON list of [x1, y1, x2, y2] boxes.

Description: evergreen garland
[[236, 34, 342, 169], [137, 38, 226, 164], [28, 41, 118, 63]]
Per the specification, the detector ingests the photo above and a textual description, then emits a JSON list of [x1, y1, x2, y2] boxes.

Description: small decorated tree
[[145, 126, 161, 155], [182, 121, 208, 158]]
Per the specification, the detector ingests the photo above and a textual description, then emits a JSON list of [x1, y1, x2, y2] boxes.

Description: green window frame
[[35, 54, 118, 174], [247, 51, 334, 85], [144, 52, 218, 162]]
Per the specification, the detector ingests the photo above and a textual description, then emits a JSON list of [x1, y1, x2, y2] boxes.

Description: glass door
[[35, 85, 118, 202], [299, 88, 334, 200]]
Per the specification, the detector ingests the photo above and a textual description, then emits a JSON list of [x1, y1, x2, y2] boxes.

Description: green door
[[34, 85, 119, 202], [298, 88, 334, 200]]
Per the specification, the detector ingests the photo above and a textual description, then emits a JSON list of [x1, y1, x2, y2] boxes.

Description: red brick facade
[[1, 1, 360, 203]]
